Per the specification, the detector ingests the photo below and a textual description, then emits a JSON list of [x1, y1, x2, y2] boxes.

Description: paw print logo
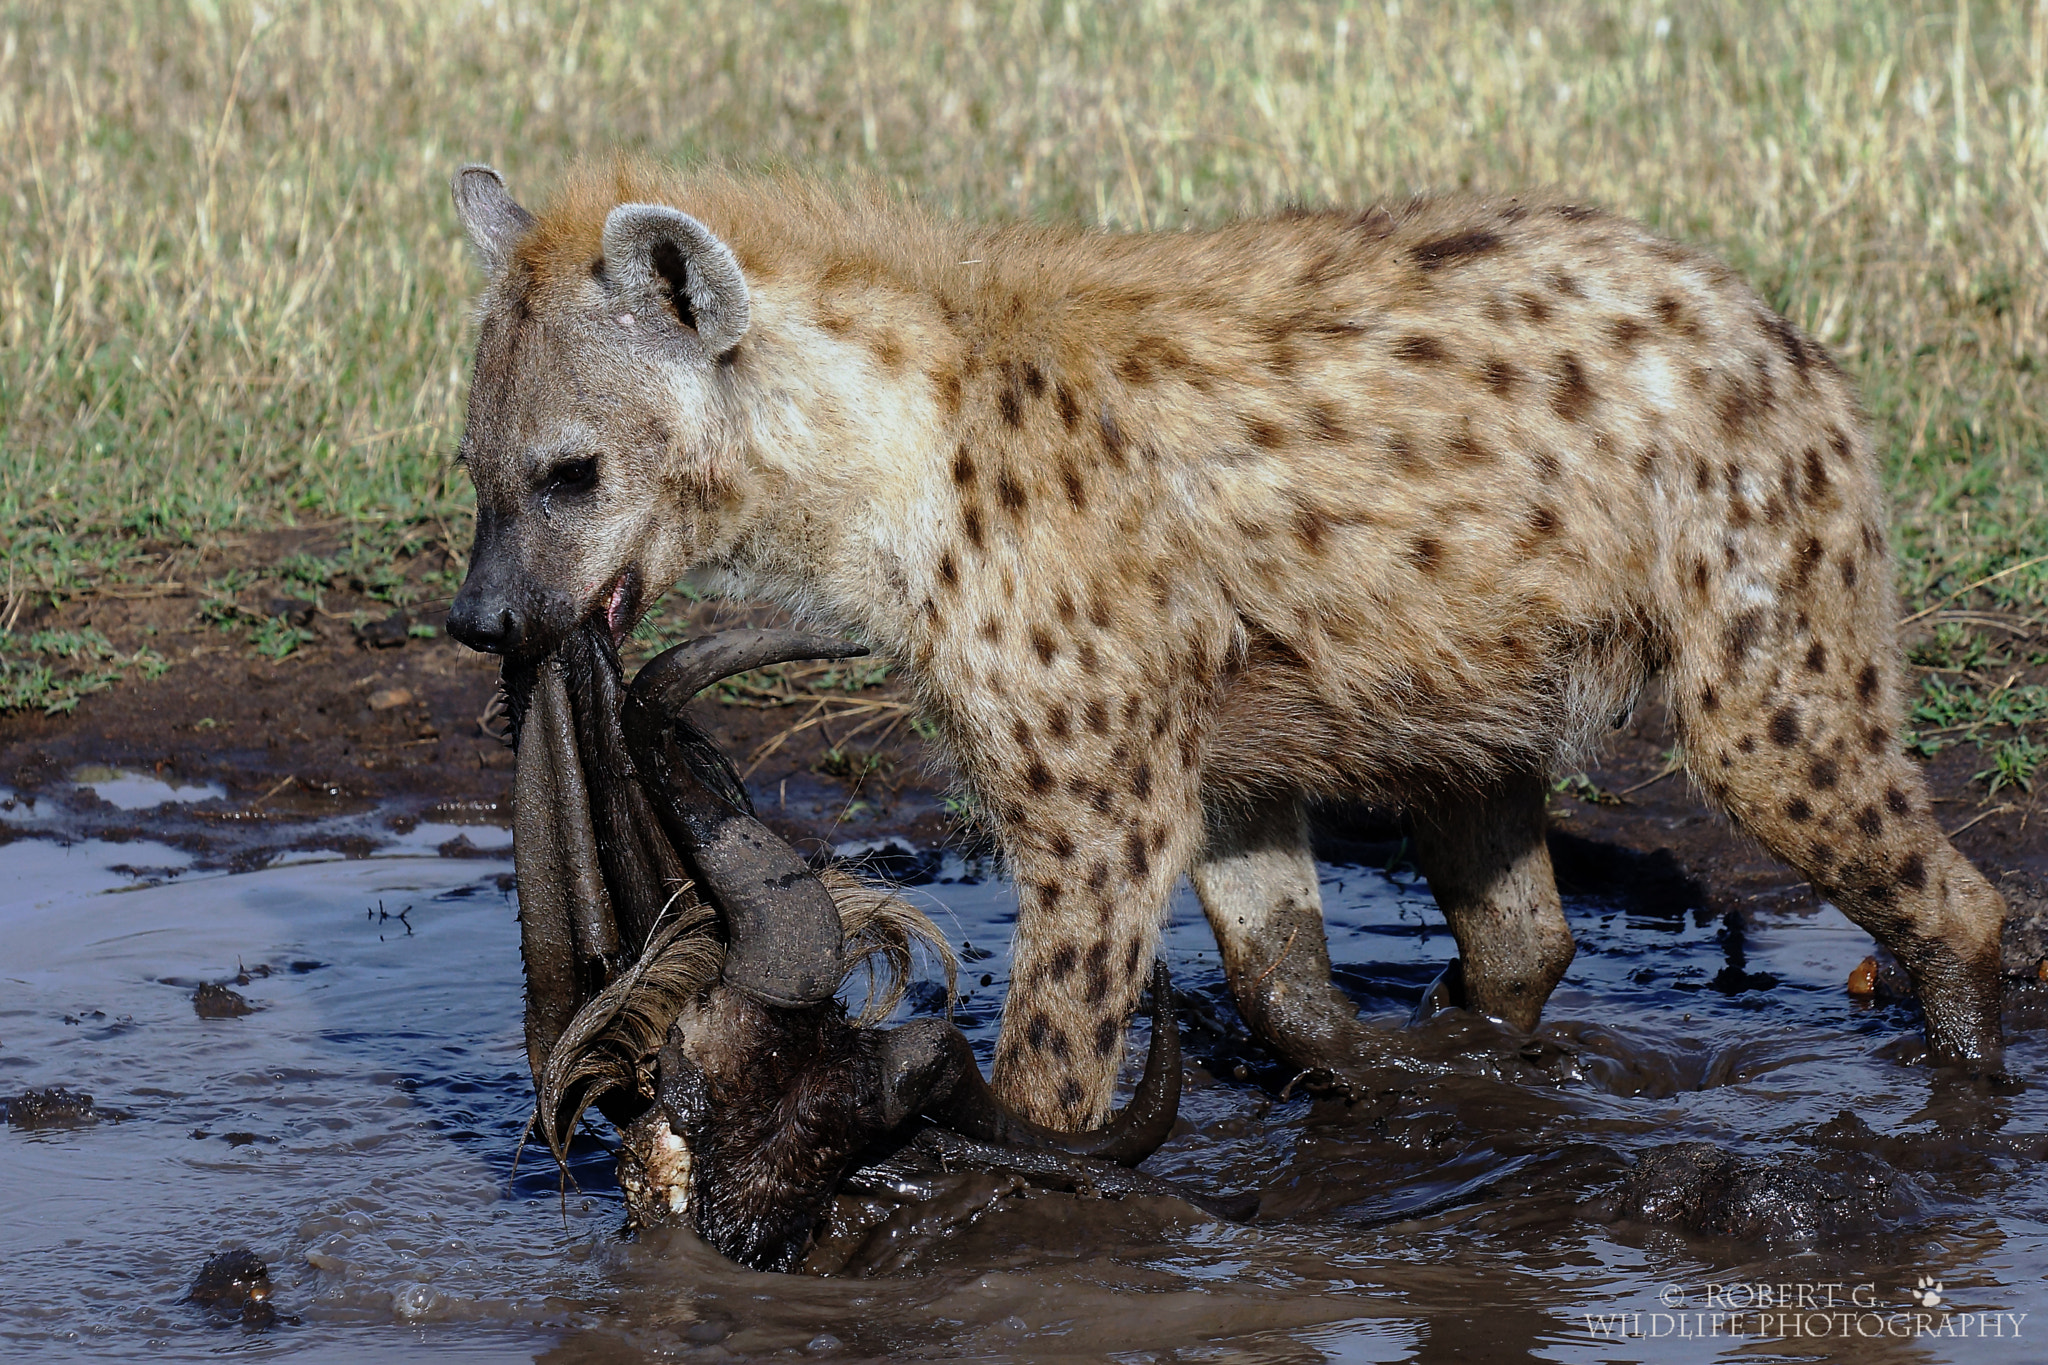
[[1907, 1275, 1944, 1308]]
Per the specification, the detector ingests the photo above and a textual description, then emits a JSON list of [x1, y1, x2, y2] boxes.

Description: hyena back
[[448, 161, 2007, 1128]]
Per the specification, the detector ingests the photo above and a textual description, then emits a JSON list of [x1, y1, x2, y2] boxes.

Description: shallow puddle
[[1, 834, 2042, 1362]]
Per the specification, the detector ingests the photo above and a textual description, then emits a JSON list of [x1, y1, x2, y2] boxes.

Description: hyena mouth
[[600, 568, 642, 644]]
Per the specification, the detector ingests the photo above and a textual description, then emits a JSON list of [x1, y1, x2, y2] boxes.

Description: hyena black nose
[[446, 595, 525, 654]]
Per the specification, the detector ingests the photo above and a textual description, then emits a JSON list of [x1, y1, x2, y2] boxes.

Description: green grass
[[2, 0, 2045, 718]]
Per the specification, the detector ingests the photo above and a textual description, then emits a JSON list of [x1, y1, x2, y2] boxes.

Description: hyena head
[[446, 165, 752, 659]]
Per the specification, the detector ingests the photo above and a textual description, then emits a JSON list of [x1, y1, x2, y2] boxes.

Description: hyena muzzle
[[444, 159, 2010, 1129]]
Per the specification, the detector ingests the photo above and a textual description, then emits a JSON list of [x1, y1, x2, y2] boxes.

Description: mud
[[3, 821, 2045, 1362]]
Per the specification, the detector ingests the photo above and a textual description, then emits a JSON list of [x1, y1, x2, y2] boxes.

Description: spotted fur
[[450, 161, 2009, 1126]]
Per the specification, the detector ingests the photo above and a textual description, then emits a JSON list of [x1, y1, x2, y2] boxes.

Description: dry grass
[[2, 0, 2045, 619]]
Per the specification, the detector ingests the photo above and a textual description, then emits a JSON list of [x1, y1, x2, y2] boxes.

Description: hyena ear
[[601, 203, 751, 357], [451, 164, 534, 279]]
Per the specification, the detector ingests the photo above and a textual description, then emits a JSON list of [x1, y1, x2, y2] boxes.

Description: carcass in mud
[[501, 624, 1194, 1270]]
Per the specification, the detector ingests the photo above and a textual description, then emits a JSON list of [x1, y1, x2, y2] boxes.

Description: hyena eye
[[543, 456, 598, 494]]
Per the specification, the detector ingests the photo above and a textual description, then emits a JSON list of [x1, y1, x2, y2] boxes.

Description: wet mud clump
[[1, 1087, 123, 1130], [1590, 1141, 1924, 1244], [191, 982, 255, 1018], [185, 1247, 282, 1330]]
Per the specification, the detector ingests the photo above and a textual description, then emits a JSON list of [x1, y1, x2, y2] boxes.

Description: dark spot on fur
[[1866, 725, 1891, 753], [1792, 536, 1824, 589], [1025, 759, 1054, 795], [1393, 333, 1450, 365], [997, 470, 1027, 515], [1132, 762, 1153, 799], [1810, 757, 1839, 790], [998, 385, 1022, 428], [1046, 704, 1072, 740], [1049, 829, 1075, 860], [1554, 203, 1600, 221], [1655, 294, 1700, 338], [1724, 609, 1765, 666], [1737, 734, 1757, 754], [1098, 409, 1129, 465], [1058, 1078, 1084, 1109], [1804, 642, 1828, 674], [1026, 1012, 1051, 1051], [1085, 699, 1110, 734], [1051, 459, 1084, 511], [1077, 640, 1101, 674], [1054, 382, 1080, 429], [1810, 840, 1837, 866], [1761, 311, 1811, 373], [1087, 860, 1111, 894], [1768, 707, 1802, 747], [1528, 505, 1561, 537], [1023, 362, 1045, 397], [1409, 535, 1444, 572], [1047, 944, 1078, 981], [1293, 506, 1330, 554], [1898, 852, 1926, 890], [1519, 291, 1552, 325], [1606, 316, 1648, 352], [1856, 807, 1884, 838], [1717, 382, 1761, 437], [963, 505, 986, 550], [1117, 334, 1193, 385], [1012, 717, 1033, 747], [1126, 831, 1151, 881], [1094, 1016, 1119, 1057], [1546, 271, 1583, 297], [953, 447, 977, 485], [1031, 627, 1058, 666], [938, 552, 958, 588], [1243, 415, 1285, 449], [1482, 358, 1520, 395], [1309, 401, 1348, 442], [1699, 684, 1720, 712], [1533, 450, 1561, 481], [1412, 229, 1503, 270], [1786, 796, 1812, 822], [1840, 558, 1859, 589], [1551, 354, 1595, 422]]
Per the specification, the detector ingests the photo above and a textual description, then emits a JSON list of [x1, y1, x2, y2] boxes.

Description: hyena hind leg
[[1677, 679, 2007, 1069], [1408, 772, 1577, 1032], [1191, 797, 1389, 1075]]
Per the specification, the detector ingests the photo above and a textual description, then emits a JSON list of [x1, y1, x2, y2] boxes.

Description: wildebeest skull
[[504, 624, 1182, 1271]]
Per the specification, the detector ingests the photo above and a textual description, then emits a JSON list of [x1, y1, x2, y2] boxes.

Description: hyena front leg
[[1191, 796, 1381, 1074], [1408, 773, 1577, 1031], [987, 751, 1205, 1129]]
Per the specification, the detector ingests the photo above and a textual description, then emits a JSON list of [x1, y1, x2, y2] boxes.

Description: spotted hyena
[[446, 160, 2008, 1128]]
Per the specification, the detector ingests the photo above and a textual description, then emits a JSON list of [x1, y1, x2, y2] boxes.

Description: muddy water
[[2, 829, 2043, 1364]]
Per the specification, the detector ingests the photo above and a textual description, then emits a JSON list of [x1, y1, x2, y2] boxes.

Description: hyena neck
[[703, 278, 966, 664]]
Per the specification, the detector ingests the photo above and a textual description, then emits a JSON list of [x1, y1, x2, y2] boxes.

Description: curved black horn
[[879, 961, 1181, 1167], [621, 631, 869, 1009], [632, 628, 869, 717]]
